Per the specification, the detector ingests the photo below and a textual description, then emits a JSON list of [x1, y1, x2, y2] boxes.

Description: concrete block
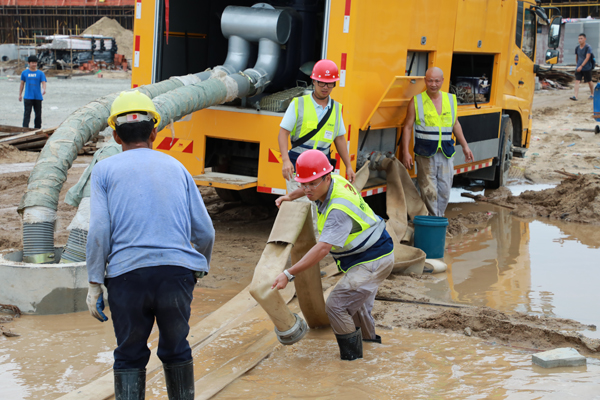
[[532, 347, 587, 368], [0, 248, 88, 315]]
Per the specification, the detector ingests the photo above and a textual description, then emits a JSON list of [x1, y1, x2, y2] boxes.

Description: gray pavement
[[0, 74, 131, 129]]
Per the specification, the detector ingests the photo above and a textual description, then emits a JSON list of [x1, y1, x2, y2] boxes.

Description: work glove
[[86, 283, 108, 322]]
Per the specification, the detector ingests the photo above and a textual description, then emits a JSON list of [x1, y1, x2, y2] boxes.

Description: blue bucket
[[413, 215, 448, 259]]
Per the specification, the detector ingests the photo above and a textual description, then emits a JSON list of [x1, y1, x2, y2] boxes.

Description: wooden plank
[[0, 127, 56, 145], [14, 139, 48, 150], [193, 172, 258, 190], [0, 125, 36, 134]]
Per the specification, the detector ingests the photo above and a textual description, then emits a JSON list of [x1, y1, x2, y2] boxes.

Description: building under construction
[[541, 0, 600, 18], [0, 0, 134, 44]]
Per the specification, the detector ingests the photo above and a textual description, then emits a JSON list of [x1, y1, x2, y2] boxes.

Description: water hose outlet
[[274, 313, 308, 345]]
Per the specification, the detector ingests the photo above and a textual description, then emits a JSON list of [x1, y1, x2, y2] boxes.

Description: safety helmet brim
[[107, 90, 161, 130]]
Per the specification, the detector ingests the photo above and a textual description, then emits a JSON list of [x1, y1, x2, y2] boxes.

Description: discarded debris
[[1, 327, 20, 338], [0, 304, 22, 318]]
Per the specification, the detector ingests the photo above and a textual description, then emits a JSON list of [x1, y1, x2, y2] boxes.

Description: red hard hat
[[310, 59, 340, 83], [295, 150, 334, 183]]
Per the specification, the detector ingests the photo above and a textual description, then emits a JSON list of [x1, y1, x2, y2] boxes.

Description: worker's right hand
[[401, 151, 413, 170], [86, 283, 108, 322], [282, 160, 294, 181], [275, 195, 291, 208], [18, 95, 22, 102]]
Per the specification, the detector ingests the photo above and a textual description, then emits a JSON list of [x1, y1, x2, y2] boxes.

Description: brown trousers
[[325, 253, 394, 339]]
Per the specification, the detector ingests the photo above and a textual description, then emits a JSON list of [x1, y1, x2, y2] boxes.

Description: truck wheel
[[215, 188, 241, 202], [487, 117, 513, 189]]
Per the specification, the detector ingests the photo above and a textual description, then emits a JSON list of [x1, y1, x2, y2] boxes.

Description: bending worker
[[401, 67, 474, 217], [278, 59, 356, 215], [272, 150, 394, 361], [86, 91, 215, 400]]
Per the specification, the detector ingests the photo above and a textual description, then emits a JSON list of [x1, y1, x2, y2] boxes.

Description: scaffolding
[[541, 1, 600, 18], [0, 5, 133, 44]]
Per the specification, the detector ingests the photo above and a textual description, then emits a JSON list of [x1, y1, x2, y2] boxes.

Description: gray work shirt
[[576, 44, 593, 71], [316, 180, 361, 247]]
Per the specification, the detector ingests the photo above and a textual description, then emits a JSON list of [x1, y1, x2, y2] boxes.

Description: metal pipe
[[244, 38, 281, 95], [219, 35, 251, 75], [221, 4, 291, 45]]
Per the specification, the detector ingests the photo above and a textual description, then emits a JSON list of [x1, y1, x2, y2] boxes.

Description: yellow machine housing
[[131, 0, 560, 200]]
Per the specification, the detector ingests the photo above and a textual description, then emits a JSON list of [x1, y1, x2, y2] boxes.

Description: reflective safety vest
[[290, 94, 342, 157], [317, 175, 389, 272], [413, 91, 457, 158]]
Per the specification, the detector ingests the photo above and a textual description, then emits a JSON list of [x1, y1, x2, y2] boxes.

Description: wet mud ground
[[2, 194, 600, 399], [1, 87, 600, 398]]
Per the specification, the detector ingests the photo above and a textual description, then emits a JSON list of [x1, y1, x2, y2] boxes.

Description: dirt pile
[[82, 17, 134, 61], [374, 275, 600, 355], [0, 144, 39, 164], [490, 174, 600, 224], [417, 307, 600, 353]]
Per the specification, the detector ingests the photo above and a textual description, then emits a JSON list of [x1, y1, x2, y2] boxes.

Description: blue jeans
[[106, 266, 195, 370]]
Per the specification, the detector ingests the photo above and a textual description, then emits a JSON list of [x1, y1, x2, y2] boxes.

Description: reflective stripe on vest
[[317, 175, 386, 258], [414, 91, 457, 158], [290, 94, 341, 156]]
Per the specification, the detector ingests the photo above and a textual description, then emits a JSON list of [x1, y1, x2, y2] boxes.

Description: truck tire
[[215, 188, 241, 202], [487, 117, 513, 189]]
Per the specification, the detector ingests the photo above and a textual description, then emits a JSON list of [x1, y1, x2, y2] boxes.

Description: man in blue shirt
[[19, 55, 47, 129], [86, 90, 215, 400], [571, 33, 595, 101]]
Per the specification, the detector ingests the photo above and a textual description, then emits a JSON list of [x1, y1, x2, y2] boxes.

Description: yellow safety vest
[[290, 94, 341, 156], [317, 175, 387, 272], [413, 91, 457, 158]]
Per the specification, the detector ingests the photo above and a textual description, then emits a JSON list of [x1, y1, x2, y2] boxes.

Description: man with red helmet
[[277, 59, 356, 226], [272, 150, 394, 361]]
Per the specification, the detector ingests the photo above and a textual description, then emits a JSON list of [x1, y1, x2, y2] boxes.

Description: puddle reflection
[[435, 204, 600, 338]]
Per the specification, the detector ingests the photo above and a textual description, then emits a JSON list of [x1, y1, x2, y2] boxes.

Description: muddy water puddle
[[0, 288, 238, 399], [214, 327, 600, 399], [3, 192, 600, 399], [437, 201, 600, 339]]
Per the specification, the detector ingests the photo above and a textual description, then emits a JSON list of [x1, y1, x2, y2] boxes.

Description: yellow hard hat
[[107, 90, 161, 130]]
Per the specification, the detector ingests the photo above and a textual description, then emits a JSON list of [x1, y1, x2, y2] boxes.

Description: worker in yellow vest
[[401, 67, 474, 217], [277, 60, 355, 230], [272, 150, 394, 361]]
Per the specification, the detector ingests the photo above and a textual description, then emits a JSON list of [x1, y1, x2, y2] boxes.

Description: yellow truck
[[131, 0, 561, 203]]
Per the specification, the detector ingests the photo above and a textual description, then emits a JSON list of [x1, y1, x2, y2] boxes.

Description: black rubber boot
[[163, 359, 195, 400], [363, 334, 382, 344], [114, 368, 146, 400], [335, 327, 363, 361]]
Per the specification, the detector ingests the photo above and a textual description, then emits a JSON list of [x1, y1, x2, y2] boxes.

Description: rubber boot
[[363, 334, 382, 344], [163, 359, 195, 400], [335, 327, 363, 361], [114, 368, 146, 400]]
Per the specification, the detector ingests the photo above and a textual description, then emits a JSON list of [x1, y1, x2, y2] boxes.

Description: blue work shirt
[[20, 69, 47, 100], [86, 148, 215, 284]]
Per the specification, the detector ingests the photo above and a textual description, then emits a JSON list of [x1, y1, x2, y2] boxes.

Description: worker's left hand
[[271, 272, 289, 290], [86, 283, 108, 322], [463, 146, 474, 163], [577, 66, 582, 72], [346, 168, 356, 184], [275, 195, 291, 208], [42, 89, 46, 95]]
